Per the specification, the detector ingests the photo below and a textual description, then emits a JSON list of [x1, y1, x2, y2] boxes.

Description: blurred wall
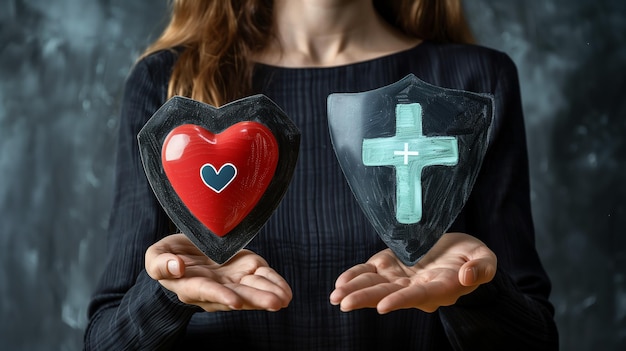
[[0, 0, 624, 350]]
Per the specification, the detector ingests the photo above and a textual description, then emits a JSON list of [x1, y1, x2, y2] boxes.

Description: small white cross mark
[[394, 142, 420, 164]]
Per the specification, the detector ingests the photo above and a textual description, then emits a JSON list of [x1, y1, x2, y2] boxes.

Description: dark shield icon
[[138, 95, 300, 264], [328, 74, 493, 266]]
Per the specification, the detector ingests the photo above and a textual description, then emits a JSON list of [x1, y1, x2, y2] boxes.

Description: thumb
[[459, 257, 497, 287], [145, 251, 185, 280]]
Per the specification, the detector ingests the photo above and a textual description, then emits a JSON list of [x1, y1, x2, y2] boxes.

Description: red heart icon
[[162, 122, 279, 236]]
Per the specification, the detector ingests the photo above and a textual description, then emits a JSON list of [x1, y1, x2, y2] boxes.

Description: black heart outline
[[138, 95, 300, 264]]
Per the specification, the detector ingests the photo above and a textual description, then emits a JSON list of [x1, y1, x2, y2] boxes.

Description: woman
[[85, 0, 559, 349]]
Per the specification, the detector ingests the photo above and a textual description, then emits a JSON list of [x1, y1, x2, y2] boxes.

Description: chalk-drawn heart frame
[[138, 95, 300, 264]]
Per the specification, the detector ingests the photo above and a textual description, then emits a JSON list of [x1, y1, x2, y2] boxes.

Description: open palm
[[330, 232, 497, 314], [146, 234, 292, 312]]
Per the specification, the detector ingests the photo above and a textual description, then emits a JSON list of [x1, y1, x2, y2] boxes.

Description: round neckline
[[253, 40, 429, 71]]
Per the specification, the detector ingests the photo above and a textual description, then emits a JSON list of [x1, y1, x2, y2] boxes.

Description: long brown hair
[[141, 0, 474, 106]]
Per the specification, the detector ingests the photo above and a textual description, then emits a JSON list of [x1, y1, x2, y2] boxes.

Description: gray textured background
[[0, 0, 624, 350]]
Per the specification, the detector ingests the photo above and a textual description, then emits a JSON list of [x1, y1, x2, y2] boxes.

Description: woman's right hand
[[145, 233, 292, 312]]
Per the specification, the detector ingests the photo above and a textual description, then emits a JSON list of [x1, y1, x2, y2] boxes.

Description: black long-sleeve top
[[85, 41, 559, 350]]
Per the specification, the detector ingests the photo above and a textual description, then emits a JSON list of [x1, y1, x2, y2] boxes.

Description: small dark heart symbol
[[201, 163, 237, 193]]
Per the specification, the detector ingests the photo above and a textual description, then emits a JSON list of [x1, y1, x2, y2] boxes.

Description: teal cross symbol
[[362, 103, 459, 224]]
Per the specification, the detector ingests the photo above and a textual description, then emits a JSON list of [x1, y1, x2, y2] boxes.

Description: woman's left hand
[[329, 232, 497, 314]]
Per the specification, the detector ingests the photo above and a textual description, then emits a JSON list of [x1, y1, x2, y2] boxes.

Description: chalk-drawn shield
[[328, 74, 493, 265], [138, 95, 300, 264]]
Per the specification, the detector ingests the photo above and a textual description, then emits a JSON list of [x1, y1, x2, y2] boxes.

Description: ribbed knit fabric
[[84, 41, 558, 350]]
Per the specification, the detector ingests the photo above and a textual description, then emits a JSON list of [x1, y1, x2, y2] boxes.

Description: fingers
[[330, 234, 498, 314], [160, 271, 292, 312], [330, 271, 392, 305], [459, 257, 496, 287], [457, 242, 497, 286], [334, 263, 377, 287], [164, 278, 243, 309], [146, 252, 185, 280], [152, 257, 292, 312], [227, 281, 290, 311], [199, 268, 292, 311], [145, 237, 293, 312], [378, 279, 465, 314], [330, 259, 413, 311], [232, 267, 292, 310], [331, 251, 411, 310], [145, 233, 197, 280], [221, 251, 293, 309], [330, 264, 377, 304], [335, 283, 404, 311], [245, 266, 293, 305]]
